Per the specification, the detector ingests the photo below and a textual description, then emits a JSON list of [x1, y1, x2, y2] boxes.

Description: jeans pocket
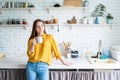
[[39, 63, 49, 70], [27, 62, 35, 68]]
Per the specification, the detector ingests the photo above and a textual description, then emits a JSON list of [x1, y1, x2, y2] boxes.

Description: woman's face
[[35, 21, 45, 34]]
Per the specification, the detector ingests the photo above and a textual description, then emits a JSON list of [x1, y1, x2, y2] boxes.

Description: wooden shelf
[[46, 7, 89, 13], [0, 8, 35, 13]]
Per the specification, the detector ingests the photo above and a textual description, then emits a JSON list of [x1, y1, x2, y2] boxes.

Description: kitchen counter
[[0, 55, 120, 69], [1, 55, 120, 80]]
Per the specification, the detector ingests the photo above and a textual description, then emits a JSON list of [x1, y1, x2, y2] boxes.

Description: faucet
[[97, 40, 102, 58]]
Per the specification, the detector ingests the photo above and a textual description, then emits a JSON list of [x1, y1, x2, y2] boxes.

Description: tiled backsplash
[[0, 0, 120, 57]]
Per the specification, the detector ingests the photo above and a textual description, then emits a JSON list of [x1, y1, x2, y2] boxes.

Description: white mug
[[87, 18, 93, 24], [83, 17, 88, 24], [36, 36, 43, 43]]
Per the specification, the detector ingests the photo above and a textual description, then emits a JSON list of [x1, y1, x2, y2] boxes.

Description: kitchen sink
[[87, 58, 116, 64]]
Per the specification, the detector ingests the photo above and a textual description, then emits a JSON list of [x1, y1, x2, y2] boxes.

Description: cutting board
[[64, 0, 82, 7]]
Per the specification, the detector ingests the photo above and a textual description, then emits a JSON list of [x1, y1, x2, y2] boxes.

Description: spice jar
[[83, 0, 89, 7], [11, 19, 16, 24], [16, 18, 20, 24], [23, 2, 28, 8], [22, 19, 27, 25], [45, 20, 51, 24], [83, 17, 88, 24], [53, 18, 59, 24]]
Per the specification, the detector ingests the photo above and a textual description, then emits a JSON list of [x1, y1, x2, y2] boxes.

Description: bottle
[[83, 17, 87, 24], [97, 52, 102, 59], [95, 16, 99, 24], [11, 2, 14, 8], [87, 17, 93, 24], [83, 0, 89, 7]]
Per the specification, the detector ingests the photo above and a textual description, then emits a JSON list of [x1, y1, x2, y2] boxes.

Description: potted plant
[[91, 4, 107, 24], [106, 13, 113, 24], [92, 4, 106, 17]]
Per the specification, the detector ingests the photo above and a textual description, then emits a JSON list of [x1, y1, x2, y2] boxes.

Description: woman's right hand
[[32, 38, 37, 45], [30, 38, 37, 53]]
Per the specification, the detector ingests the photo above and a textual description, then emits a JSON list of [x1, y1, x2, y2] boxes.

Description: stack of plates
[[110, 45, 120, 60]]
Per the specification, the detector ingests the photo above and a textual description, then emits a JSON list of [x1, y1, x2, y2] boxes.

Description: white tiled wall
[[0, 0, 120, 57]]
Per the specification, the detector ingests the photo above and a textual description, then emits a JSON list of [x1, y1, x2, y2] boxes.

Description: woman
[[26, 19, 72, 80]]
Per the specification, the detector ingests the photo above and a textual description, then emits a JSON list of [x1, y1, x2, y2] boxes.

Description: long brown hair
[[29, 19, 47, 40]]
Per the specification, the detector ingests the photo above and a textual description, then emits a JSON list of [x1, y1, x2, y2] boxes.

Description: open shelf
[[0, 24, 27, 29], [0, 8, 35, 13], [65, 24, 113, 26], [45, 24, 59, 26], [45, 24, 60, 32], [47, 7, 88, 10], [65, 24, 118, 29], [0, 24, 27, 27], [46, 7, 89, 13]]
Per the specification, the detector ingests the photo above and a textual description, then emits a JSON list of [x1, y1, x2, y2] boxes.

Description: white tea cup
[[36, 36, 43, 43]]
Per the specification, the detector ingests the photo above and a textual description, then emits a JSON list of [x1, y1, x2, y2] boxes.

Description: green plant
[[106, 13, 113, 19], [91, 4, 107, 17]]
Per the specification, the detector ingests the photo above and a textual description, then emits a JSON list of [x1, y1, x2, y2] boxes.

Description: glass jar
[[83, 0, 89, 7], [16, 18, 20, 24], [0, 3, 2, 8], [22, 19, 27, 25], [11, 19, 16, 24], [7, 18, 11, 24], [83, 17, 88, 24]]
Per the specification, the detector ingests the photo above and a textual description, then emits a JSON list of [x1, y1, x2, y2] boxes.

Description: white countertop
[[0, 55, 120, 70]]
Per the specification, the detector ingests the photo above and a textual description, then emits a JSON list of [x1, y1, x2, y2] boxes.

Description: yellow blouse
[[27, 34, 61, 65]]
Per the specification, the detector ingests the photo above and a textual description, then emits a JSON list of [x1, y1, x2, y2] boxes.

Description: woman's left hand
[[59, 57, 73, 66], [63, 62, 73, 66]]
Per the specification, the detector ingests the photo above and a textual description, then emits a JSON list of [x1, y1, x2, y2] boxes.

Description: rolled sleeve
[[50, 35, 61, 59], [27, 39, 35, 58]]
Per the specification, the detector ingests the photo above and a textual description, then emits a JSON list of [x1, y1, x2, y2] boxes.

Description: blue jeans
[[26, 62, 49, 80]]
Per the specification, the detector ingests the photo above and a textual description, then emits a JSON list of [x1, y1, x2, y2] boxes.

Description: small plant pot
[[106, 19, 113, 24]]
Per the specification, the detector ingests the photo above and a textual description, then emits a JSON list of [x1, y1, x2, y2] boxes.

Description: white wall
[[0, 0, 120, 57]]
